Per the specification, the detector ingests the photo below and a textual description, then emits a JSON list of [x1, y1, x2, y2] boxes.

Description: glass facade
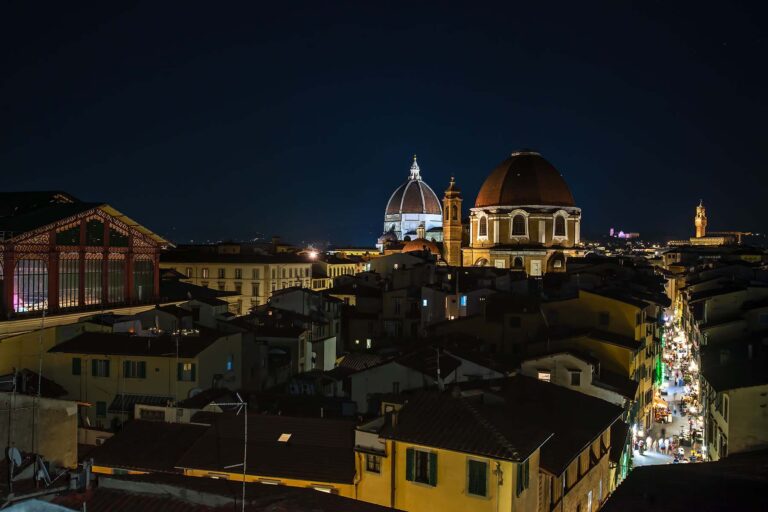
[[84, 255, 103, 305], [108, 257, 125, 303], [58, 255, 79, 308], [133, 259, 154, 301], [85, 220, 104, 246], [13, 258, 48, 312]]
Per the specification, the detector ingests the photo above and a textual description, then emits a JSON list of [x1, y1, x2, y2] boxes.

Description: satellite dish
[[8, 447, 22, 467]]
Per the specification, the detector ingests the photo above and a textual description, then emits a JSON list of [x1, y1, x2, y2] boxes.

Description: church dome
[[385, 157, 442, 216], [401, 238, 440, 256], [475, 150, 575, 208]]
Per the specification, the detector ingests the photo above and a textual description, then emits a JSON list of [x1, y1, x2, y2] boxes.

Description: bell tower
[[695, 199, 707, 238], [443, 177, 463, 266]]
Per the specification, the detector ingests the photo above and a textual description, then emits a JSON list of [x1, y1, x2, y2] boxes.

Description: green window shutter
[[190, 363, 197, 382], [468, 460, 486, 496], [429, 452, 437, 486], [139, 361, 146, 378], [516, 463, 523, 496], [177, 363, 183, 381], [72, 358, 81, 375], [405, 448, 414, 481]]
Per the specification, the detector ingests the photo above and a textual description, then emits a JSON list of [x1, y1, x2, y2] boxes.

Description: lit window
[[422, 299, 428, 307], [366, 454, 381, 473], [460, 295, 467, 307], [537, 371, 551, 382], [366, 339, 372, 349]]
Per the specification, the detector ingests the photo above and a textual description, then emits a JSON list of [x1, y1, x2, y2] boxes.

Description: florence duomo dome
[[381, 155, 443, 243]]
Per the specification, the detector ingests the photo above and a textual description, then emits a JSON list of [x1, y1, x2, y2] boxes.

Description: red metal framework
[[0, 206, 162, 318]]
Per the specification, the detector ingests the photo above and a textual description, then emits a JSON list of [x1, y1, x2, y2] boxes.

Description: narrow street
[[632, 313, 704, 467]]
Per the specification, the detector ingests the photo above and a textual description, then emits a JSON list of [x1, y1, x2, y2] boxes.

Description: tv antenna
[[213, 392, 248, 512]]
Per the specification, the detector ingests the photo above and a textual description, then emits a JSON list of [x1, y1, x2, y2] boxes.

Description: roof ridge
[[458, 395, 520, 461]]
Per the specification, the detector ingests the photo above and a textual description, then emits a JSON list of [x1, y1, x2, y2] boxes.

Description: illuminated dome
[[385, 157, 442, 216], [401, 238, 440, 256], [475, 150, 575, 208], [381, 156, 444, 245]]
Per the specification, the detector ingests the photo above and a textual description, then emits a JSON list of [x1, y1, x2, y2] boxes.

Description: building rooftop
[[48, 329, 225, 358], [91, 420, 208, 473]]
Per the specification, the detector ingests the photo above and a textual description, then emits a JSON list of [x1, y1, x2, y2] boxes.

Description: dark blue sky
[[3, 1, 767, 246]]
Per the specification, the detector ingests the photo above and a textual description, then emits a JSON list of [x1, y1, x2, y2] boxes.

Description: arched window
[[85, 254, 103, 305], [512, 215, 526, 236], [133, 258, 154, 301], [445, 207, 450, 220], [479, 217, 487, 237], [513, 257, 524, 268], [14, 257, 48, 312], [474, 258, 488, 267], [555, 215, 566, 237], [451, 205, 458, 221], [59, 253, 79, 308]]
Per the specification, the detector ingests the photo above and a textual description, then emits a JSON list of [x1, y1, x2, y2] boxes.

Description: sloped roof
[[49, 330, 224, 358]]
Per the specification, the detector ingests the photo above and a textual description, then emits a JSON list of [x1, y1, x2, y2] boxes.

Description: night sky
[[3, 2, 767, 246]]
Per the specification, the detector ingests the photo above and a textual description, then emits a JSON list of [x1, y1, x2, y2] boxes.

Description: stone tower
[[443, 177, 463, 266], [695, 200, 707, 238]]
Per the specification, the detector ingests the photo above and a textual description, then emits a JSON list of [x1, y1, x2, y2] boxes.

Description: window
[[554, 215, 566, 237], [96, 401, 107, 418], [84, 255, 103, 305], [13, 257, 48, 312], [72, 357, 82, 376], [512, 215, 526, 236], [570, 371, 581, 386], [123, 360, 146, 379], [185, 267, 193, 278], [422, 299, 428, 307], [218, 268, 225, 279], [271, 268, 277, 279], [58, 255, 79, 308], [722, 394, 729, 423], [394, 298, 401, 314], [537, 371, 551, 382], [587, 490, 593, 512], [85, 219, 104, 245], [598, 312, 610, 326], [234, 283, 242, 294], [109, 229, 129, 247], [201, 268, 210, 279], [56, 225, 80, 245], [108, 257, 125, 303], [460, 295, 467, 307], [445, 207, 450, 220], [467, 460, 488, 497], [252, 282, 260, 296], [451, 205, 458, 221], [252, 268, 260, 279], [516, 459, 530, 496], [393, 381, 400, 394], [235, 268, 242, 279], [366, 454, 381, 473], [177, 362, 196, 382], [226, 354, 234, 372], [406, 449, 437, 486], [366, 338, 372, 349], [92, 359, 110, 378], [479, 217, 487, 237], [133, 259, 153, 301], [513, 257, 524, 268]]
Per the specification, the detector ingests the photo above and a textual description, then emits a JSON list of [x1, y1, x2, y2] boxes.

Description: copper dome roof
[[385, 157, 442, 216], [475, 151, 575, 208]]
